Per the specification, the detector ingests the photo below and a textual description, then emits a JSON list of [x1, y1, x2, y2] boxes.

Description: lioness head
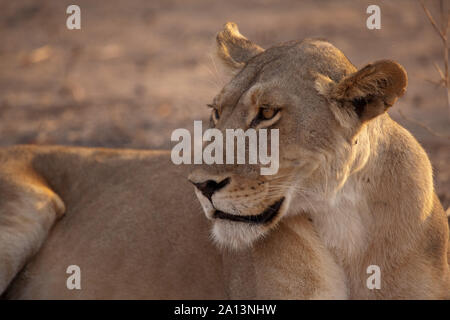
[[189, 22, 407, 249]]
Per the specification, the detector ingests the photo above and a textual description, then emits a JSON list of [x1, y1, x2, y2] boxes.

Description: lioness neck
[[306, 114, 450, 299]]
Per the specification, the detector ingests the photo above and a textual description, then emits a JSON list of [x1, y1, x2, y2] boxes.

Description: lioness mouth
[[213, 197, 285, 224]]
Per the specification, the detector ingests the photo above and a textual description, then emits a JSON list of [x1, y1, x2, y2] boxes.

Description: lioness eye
[[207, 104, 220, 124], [259, 106, 280, 121], [261, 108, 276, 120], [250, 105, 281, 128], [213, 109, 220, 120]]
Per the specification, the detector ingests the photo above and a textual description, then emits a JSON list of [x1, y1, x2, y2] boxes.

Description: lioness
[[1, 23, 449, 299]]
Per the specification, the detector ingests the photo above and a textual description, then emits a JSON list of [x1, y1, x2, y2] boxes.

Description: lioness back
[[2, 146, 226, 299]]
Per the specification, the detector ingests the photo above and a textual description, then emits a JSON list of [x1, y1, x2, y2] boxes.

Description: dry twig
[[419, 0, 449, 114], [397, 110, 450, 140], [401, 0, 450, 140]]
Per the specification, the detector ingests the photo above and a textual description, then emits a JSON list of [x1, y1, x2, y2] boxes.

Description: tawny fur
[[0, 22, 448, 299]]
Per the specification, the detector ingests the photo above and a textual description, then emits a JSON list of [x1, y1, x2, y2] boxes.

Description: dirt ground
[[0, 0, 449, 208]]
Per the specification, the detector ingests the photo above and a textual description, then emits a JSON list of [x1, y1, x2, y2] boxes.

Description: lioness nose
[[192, 178, 230, 201]]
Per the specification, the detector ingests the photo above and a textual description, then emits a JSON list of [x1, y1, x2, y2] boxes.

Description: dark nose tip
[[192, 178, 230, 201]]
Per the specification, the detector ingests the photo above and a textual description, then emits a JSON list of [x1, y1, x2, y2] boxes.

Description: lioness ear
[[324, 60, 407, 123], [216, 22, 264, 72]]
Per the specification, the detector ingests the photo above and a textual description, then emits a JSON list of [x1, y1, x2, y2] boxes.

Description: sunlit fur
[[0, 23, 448, 300]]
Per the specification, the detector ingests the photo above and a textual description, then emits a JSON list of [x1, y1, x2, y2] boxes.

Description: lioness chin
[[0, 22, 448, 299]]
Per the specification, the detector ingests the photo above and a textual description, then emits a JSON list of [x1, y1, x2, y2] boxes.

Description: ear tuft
[[216, 22, 264, 71]]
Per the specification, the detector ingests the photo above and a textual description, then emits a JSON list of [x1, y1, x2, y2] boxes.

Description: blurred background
[[0, 0, 449, 207]]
